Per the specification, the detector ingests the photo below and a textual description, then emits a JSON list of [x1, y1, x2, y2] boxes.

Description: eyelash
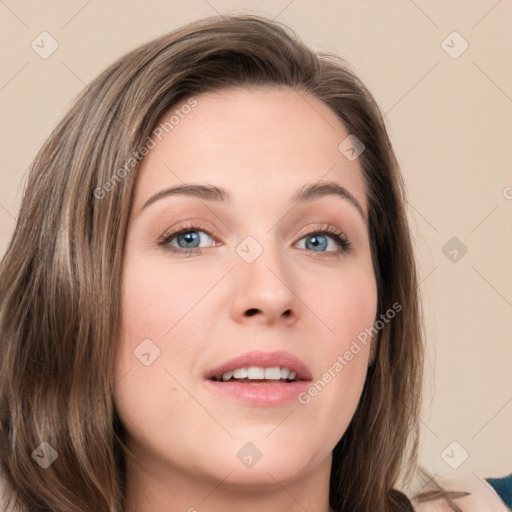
[[156, 221, 352, 258]]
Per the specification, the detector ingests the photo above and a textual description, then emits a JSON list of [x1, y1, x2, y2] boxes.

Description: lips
[[204, 350, 313, 382]]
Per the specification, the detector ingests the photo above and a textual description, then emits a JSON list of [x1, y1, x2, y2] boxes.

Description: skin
[[113, 86, 378, 512]]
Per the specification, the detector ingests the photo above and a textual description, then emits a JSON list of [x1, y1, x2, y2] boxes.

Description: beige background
[[1, 0, 511, 491]]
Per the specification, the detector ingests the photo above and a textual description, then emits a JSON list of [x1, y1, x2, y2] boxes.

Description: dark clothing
[[486, 473, 512, 510], [391, 489, 416, 511]]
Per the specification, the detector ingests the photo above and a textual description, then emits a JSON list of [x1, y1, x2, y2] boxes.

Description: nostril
[[245, 308, 260, 317]]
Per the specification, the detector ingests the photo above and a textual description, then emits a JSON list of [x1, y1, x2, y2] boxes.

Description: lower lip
[[204, 379, 311, 406]]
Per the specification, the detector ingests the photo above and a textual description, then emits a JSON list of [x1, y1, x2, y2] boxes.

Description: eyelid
[[157, 221, 351, 256], [294, 222, 351, 257], [157, 220, 221, 252], [161, 220, 219, 239], [294, 222, 345, 241]]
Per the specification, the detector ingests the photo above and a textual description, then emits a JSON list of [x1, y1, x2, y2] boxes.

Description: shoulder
[[411, 471, 509, 512]]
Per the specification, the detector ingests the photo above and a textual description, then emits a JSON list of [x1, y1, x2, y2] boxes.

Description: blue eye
[[297, 231, 350, 254], [158, 223, 351, 257], [173, 230, 207, 249], [158, 224, 217, 255]]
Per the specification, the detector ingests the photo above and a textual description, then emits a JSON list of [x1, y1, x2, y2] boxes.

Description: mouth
[[203, 350, 313, 405], [209, 365, 302, 384], [204, 349, 313, 384]]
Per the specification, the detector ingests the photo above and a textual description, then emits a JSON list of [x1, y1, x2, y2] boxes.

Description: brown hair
[[413, 467, 471, 512], [1, 14, 424, 512]]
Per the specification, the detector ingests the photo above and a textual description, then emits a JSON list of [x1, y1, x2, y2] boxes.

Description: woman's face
[[114, 87, 378, 492]]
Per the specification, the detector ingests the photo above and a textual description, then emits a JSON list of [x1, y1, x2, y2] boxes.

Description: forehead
[[133, 87, 367, 215]]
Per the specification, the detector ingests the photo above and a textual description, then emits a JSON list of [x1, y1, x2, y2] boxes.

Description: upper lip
[[205, 350, 313, 381]]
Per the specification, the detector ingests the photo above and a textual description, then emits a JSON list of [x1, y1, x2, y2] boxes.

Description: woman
[[0, 13, 460, 512]]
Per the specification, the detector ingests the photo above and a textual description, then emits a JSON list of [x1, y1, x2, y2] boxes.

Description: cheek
[[117, 253, 221, 341], [318, 262, 378, 352], [296, 263, 377, 428], [113, 258, 181, 423], [112, 253, 222, 430]]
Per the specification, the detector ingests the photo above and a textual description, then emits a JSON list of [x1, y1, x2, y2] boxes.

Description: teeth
[[233, 368, 248, 378], [247, 367, 265, 379], [222, 371, 233, 382], [219, 366, 297, 382], [264, 367, 281, 380]]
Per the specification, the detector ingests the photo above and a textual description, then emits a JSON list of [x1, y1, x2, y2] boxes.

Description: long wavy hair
[[1, 14, 425, 512]]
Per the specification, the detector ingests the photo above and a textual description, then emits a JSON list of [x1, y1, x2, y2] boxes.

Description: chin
[[203, 435, 323, 488]]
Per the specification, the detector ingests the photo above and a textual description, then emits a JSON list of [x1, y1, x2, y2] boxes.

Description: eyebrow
[[141, 180, 367, 223]]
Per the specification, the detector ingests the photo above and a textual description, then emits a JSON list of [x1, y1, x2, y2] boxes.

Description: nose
[[229, 239, 299, 326]]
